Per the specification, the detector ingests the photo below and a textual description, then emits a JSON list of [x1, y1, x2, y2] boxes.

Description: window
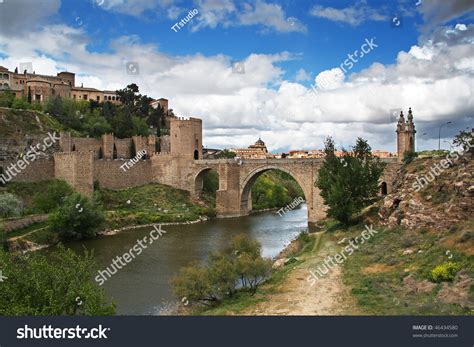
[[35, 94, 41, 101], [73, 94, 76, 99], [112, 96, 115, 100], [97, 96, 100, 101], [83, 94, 88, 100]]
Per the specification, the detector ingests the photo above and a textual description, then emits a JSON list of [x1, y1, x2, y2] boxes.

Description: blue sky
[[0, 0, 473, 152]]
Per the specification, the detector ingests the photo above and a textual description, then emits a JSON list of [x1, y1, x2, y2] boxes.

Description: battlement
[[171, 117, 202, 123]]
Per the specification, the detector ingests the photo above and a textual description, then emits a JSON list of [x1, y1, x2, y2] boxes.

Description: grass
[[0, 107, 64, 138], [97, 184, 214, 229], [342, 223, 474, 315]]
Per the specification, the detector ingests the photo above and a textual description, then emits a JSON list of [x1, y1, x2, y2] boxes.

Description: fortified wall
[[0, 116, 203, 195]]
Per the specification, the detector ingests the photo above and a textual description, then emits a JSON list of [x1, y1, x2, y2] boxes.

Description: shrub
[[11, 97, 31, 110], [403, 151, 418, 164], [0, 193, 23, 218], [0, 245, 115, 315], [48, 193, 105, 240], [171, 234, 272, 306], [430, 262, 462, 282], [33, 180, 74, 213]]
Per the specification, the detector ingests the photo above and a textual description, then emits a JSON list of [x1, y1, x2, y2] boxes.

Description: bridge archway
[[194, 166, 219, 199], [239, 166, 308, 217]]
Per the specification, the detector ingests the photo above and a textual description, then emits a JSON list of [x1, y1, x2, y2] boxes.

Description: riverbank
[[197, 226, 359, 316], [195, 216, 473, 316]]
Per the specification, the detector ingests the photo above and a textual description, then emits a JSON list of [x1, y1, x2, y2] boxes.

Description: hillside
[[201, 153, 474, 315]]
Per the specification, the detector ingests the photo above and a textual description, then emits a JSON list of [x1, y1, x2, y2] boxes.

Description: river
[[66, 204, 308, 315]]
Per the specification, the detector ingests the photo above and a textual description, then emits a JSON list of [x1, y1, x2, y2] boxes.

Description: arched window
[[193, 149, 199, 160]]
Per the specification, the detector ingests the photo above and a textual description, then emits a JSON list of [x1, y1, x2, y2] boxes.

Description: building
[[0, 66, 120, 104], [231, 138, 269, 159], [396, 107, 416, 160]]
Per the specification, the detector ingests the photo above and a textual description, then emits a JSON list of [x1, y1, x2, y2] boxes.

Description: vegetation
[[430, 262, 463, 283], [32, 179, 74, 213], [403, 150, 418, 164], [48, 193, 105, 240], [453, 128, 473, 157], [0, 245, 115, 315], [43, 83, 166, 139], [252, 171, 304, 210], [342, 223, 473, 315], [316, 137, 385, 225], [214, 149, 236, 158], [171, 234, 272, 306], [0, 193, 23, 218], [98, 183, 213, 229]]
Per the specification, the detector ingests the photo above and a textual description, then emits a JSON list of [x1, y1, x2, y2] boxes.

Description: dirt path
[[241, 233, 360, 315]]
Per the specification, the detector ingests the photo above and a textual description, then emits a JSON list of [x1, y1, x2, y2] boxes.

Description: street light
[[438, 121, 452, 150]]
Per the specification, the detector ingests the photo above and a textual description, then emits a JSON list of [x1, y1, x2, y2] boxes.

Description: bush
[[430, 262, 462, 282], [171, 234, 272, 306], [48, 193, 105, 240], [0, 244, 115, 315], [11, 97, 31, 110], [403, 150, 418, 164], [0, 89, 15, 107], [33, 180, 74, 213], [0, 193, 23, 218]]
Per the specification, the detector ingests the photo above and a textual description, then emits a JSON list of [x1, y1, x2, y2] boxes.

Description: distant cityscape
[[204, 138, 395, 159]]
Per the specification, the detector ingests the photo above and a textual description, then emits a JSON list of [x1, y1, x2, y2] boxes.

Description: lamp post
[[438, 121, 452, 150]]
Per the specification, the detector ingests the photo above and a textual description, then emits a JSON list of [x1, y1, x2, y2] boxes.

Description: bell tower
[[396, 107, 416, 161]]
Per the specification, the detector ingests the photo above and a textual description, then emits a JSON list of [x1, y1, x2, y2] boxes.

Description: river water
[[66, 205, 308, 315]]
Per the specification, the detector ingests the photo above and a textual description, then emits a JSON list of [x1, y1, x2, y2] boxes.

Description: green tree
[[453, 128, 473, 158], [48, 192, 105, 240], [0, 245, 115, 315], [11, 97, 31, 110], [171, 234, 272, 306], [33, 180, 74, 213], [316, 137, 385, 225], [0, 89, 15, 107], [132, 116, 150, 136]]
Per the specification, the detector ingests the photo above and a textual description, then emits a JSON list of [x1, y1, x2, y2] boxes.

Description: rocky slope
[[378, 153, 473, 232]]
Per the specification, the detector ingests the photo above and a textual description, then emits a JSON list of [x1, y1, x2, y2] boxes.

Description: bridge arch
[[239, 165, 309, 216], [193, 166, 219, 198]]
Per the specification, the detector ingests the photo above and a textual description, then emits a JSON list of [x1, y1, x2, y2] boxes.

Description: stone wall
[[54, 152, 93, 195], [94, 160, 153, 189], [115, 138, 132, 159], [1, 158, 54, 183]]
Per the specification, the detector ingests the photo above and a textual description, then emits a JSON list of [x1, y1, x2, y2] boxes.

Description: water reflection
[[66, 204, 308, 315]]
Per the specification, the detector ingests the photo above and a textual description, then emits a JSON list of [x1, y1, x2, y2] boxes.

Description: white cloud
[[295, 68, 311, 82], [0, 20, 472, 153], [309, 0, 388, 26]]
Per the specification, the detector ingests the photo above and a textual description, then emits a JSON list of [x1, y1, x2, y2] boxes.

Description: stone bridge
[[162, 157, 401, 227]]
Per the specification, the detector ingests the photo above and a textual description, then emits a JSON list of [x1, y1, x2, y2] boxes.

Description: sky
[[0, 0, 473, 153]]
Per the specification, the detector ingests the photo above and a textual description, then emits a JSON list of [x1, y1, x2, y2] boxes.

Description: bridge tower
[[396, 107, 416, 161], [170, 117, 202, 160]]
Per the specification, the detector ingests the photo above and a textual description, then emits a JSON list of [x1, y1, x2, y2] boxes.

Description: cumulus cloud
[[0, 4, 472, 153], [309, 0, 388, 26], [0, 0, 61, 36], [418, 0, 474, 29]]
